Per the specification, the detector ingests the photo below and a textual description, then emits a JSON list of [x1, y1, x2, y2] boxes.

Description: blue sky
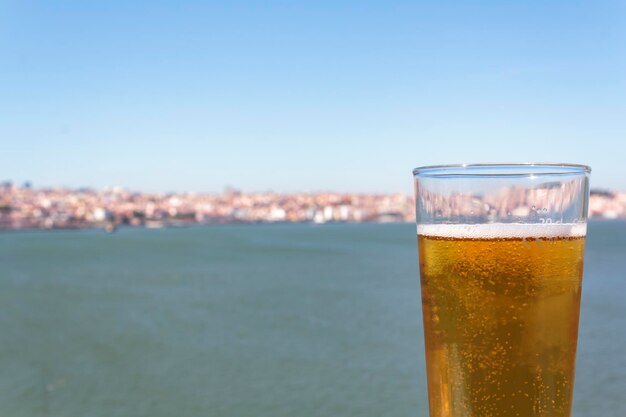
[[1, 1, 624, 193]]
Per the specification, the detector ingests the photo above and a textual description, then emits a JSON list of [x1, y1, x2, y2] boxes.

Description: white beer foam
[[417, 223, 587, 239]]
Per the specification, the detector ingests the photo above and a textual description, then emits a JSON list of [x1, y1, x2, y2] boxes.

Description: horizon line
[[1, 180, 622, 195]]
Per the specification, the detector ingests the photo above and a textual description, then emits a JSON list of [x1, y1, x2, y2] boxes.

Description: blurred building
[[0, 182, 623, 231]]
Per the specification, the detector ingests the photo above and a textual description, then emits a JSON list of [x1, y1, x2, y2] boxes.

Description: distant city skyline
[[0, 177, 624, 196], [1, 1, 625, 193], [2, 181, 625, 232]]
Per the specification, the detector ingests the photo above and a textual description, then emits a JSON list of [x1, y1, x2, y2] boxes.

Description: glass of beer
[[413, 163, 590, 417]]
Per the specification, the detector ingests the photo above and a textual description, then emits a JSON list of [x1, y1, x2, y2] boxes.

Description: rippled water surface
[[1, 222, 624, 417]]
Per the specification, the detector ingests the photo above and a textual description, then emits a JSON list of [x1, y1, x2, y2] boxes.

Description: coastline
[[1, 183, 625, 232]]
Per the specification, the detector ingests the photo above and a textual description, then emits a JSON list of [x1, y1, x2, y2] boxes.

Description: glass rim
[[413, 163, 591, 178]]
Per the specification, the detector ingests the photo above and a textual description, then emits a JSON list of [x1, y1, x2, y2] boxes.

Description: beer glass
[[413, 163, 590, 417]]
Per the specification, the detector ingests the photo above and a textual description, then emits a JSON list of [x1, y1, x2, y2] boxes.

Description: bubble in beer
[[417, 223, 585, 417]]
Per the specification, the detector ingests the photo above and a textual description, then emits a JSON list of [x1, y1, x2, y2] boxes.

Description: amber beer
[[418, 223, 586, 417]]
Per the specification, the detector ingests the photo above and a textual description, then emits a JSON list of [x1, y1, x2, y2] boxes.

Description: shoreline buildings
[[1, 182, 624, 231]]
